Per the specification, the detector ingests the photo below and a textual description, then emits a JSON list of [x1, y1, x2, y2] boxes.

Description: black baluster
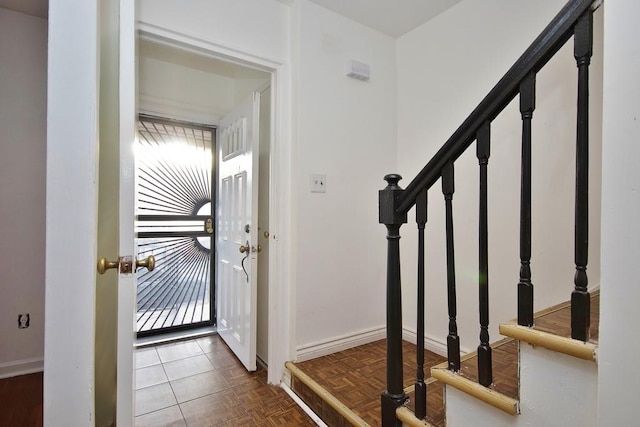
[[415, 189, 428, 420], [477, 122, 492, 387], [379, 174, 408, 426], [572, 11, 593, 342], [442, 162, 460, 372], [518, 72, 536, 327]]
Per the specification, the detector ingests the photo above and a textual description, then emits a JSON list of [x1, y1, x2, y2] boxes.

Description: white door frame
[[44, 0, 101, 425], [137, 23, 294, 385]]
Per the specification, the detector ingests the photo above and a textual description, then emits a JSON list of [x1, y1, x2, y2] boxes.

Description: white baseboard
[[0, 357, 44, 379], [296, 326, 386, 362], [402, 328, 472, 357]]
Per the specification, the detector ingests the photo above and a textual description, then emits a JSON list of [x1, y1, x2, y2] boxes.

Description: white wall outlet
[[310, 174, 327, 193]]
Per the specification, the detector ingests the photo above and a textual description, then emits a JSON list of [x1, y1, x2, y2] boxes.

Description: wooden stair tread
[[430, 338, 519, 415], [434, 339, 519, 399], [501, 291, 600, 361], [529, 290, 600, 343], [431, 292, 600, 415]]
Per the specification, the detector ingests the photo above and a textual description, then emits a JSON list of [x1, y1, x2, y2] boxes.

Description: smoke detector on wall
[[346, 59, 370, 81]]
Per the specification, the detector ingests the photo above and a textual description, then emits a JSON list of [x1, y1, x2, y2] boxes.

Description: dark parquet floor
[[293, 340, 446, 426]]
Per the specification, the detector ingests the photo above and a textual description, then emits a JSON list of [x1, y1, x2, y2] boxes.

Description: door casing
[[137, 24, 293, 385]]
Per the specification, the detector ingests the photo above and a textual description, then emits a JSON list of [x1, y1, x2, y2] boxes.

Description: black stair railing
[[379, 0, 597, 424]]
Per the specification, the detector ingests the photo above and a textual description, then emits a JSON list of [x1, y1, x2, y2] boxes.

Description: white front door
[[216, 92, 261, 371]]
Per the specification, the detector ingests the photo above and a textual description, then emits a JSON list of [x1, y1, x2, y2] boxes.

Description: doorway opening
[[135, 115, 216, 336], [136, 38, 272, 369]]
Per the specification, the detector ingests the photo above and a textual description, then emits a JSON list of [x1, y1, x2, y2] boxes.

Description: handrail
[[397, 0, 595, 214]]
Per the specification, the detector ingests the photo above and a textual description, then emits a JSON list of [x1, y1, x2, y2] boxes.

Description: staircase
[[286, 292, 599, 426], [287, 0, 603, 425]]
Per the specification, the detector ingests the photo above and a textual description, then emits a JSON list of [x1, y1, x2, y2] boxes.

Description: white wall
[[140, 0, 399, 361], [396, 0, 603, 354], [138, 0, 291, 64], [0, 8, 47, 377], [598, 0, 640, 424], [292, 0, 397, 353]]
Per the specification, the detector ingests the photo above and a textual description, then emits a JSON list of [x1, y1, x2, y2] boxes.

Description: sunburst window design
[[135, 116, 215, 335]]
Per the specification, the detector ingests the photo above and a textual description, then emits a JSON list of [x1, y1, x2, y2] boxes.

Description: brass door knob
[[136, 255, 156, 272], [239, 245, 249, 254], [263, 231, 269, 239], [257, 244, 262, 253], [97, 257, 119, 275]]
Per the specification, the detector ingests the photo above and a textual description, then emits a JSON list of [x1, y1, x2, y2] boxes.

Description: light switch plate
[[310, 174, 326, 193]]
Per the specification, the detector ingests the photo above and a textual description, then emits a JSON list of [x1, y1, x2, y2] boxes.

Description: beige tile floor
[[134, 335, 314, 427]]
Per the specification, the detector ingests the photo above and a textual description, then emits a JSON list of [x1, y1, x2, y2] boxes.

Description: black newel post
[[477, 122, 492, 387], [572, 10, 593, 342], [518, 72, 536, 327], [380, 174, 408, 427]]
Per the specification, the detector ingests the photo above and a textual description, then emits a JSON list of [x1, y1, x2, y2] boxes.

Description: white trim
[[296, 326, 386, 362], [281, 382, 328, 427], [0, 357, 44, 379], [402, 327, 472, 357], [137, 23, 281, 72]]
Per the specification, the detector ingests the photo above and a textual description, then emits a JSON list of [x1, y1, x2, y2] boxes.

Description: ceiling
[[0, 0, 461, 38], [0, 0, 47, 19], [309, 0, 462, 38]]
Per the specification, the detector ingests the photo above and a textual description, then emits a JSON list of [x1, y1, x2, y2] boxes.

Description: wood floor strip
[[286, 361, 372, 427]]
